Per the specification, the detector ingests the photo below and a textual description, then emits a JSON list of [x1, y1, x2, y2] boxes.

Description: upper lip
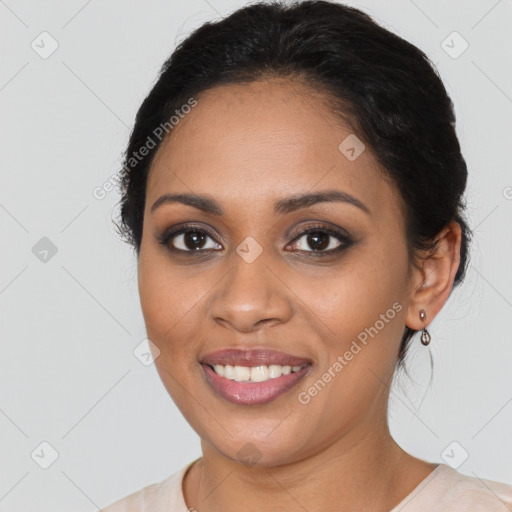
[[201, 348, 312, 368]]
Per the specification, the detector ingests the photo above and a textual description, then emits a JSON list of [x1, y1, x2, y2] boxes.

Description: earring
[[419, 309, 431, 346]]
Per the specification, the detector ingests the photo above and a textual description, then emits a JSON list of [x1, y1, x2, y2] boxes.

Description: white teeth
[[233, 366, 251, 382], [213, 364, 225, 377], [210, 363, 306, 382], [224, 365, 235, 379], [250, 366, 269, 382], [268, 365, 282, 378]]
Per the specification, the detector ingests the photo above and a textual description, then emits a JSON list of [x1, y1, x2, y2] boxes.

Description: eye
[[158, 225, 222, 252], [157, 223, 353, 257], [287, 225, 353, 255]]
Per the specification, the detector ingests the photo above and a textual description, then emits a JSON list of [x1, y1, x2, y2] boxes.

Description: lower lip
[[202, 364, 311, 405]]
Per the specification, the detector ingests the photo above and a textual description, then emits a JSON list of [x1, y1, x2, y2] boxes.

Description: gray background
[[1, 0, 511, 510]]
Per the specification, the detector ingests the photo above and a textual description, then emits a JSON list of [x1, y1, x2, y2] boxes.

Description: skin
[[137, 78, 462, 512]]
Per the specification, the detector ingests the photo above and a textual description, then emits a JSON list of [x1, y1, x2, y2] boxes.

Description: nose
[[210, 250, 293, 334]]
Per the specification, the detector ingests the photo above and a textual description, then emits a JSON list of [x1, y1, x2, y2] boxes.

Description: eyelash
[[157, 223, 354, 258]]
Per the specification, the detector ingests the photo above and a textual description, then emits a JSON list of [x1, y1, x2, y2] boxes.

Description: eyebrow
[[150, 189, 370, 216]]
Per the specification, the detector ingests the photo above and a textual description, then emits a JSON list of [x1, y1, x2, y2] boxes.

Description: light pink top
[[101, 459, 512, 511]]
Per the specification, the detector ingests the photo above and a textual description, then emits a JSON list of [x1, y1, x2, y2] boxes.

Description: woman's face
[[138, 78, 419, 466]]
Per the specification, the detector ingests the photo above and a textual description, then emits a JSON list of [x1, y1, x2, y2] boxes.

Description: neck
[[183, 420, 430, 512]]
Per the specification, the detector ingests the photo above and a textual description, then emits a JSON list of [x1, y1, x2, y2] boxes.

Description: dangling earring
[[419, 309, 431, 346]]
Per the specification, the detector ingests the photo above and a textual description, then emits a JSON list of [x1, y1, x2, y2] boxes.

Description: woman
[[105, 1, 512, 510]]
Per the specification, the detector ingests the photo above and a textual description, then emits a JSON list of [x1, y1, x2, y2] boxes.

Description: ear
[[405, 221, 462, 330]]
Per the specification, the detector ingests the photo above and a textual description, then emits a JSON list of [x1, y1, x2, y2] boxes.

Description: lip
[[202, 363, 311, 405], [201, 348, 312, 367], [200, 348, 313, 406]]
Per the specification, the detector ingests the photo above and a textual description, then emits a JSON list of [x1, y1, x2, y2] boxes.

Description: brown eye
[[304, 232, 333, 251], [158, 226, 222, 252], [287, 225, 353, 255], [181, 231, 208, 250]]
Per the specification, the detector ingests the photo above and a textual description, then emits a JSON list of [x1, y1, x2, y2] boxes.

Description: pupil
[[308, 233, 328, 251], [185, 232, 206, 250]]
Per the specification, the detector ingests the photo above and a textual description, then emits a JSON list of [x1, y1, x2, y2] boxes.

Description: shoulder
[[395, 463, 512, 512], [437, 465, 512, 511], [100, 461, 194, 512]]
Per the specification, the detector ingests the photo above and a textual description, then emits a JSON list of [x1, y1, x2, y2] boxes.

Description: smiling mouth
[[207, 363, 307, 382], [200, 348, 312, 405], [201, 363, 312, 406]]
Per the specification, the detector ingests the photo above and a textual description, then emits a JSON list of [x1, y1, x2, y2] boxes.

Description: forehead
[[146, 79, 403, 221]]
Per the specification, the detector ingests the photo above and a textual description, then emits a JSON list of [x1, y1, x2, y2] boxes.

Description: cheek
[[138, 257, 204, 417], [292, 248, 407, 345], [139, 243, 195, 326], [137, 250, 199, 364]]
